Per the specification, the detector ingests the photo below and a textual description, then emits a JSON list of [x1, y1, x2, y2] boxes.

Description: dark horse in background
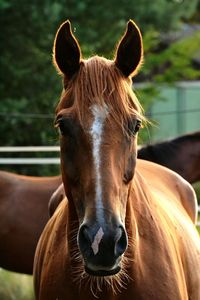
[[138, 130, 200, 184], [0, 130, 199, 275], [33, 20, 200, 300]]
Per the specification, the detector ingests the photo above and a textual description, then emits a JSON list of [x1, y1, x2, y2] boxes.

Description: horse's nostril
[[82, 227, 90, 242], [115, 226, 128, 257], [78, 225, 91, 253]]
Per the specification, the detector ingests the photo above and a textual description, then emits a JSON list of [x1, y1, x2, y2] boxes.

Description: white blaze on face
[[90, 104, 108, 214], [91, 227, 104, 255]]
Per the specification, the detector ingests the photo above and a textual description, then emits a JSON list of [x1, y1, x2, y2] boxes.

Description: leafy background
[[0, 1, 200, 299], [1, 0, 200, 175]]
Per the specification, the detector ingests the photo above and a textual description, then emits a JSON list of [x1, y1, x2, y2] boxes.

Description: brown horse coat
[[34, 160, 200, 300], [0, 171, 61, 274]]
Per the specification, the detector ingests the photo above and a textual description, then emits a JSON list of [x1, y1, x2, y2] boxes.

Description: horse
[[0, 170, 61, 274], [33, 20, 200, 300], [138, 131, 200, 184]]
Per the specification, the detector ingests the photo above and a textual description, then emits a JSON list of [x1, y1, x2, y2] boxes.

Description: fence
[[0, 146, 199, 226], [143, 81, 200, 141], [0, 146, 60, 164]]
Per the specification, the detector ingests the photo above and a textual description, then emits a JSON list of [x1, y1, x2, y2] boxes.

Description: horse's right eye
[[58, 120, 66, 136], [55, 118, 73, 137], [55, 118, 65, 135]]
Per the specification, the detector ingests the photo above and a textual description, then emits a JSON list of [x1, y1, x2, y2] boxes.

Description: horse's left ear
[[53, 20, 81, 79], [114, 20, 143, 77]]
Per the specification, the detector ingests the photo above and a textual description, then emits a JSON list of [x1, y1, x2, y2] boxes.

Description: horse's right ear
[[114, 20, 143, 78], [53, 20, 81, 79]]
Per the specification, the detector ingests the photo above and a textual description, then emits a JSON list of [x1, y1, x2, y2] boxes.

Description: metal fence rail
[[0, 158, 60, 164], [0, 146, 60, 152], [0, 146, 60, 164]]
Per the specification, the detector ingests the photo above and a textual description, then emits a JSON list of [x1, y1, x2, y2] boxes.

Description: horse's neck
[[65, 201, 80, 256], [125, 172, 162, 257], [66, 200, 79, 232], [126, 172, 153, 223]]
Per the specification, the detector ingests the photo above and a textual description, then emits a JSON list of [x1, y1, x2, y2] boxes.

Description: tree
[[0, 0, 199, 175]]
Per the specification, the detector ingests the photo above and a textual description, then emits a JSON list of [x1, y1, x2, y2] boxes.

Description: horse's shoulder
[[34, 199, 67, 295], [173, 173, 198, 224], [137, 158, 191, 187], [136, 159, 197, 223], [36, 199, 67, 251]]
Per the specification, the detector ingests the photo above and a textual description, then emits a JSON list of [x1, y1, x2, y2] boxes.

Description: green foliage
[[0, 2, 59, 142], [0, 270, 34, 300], [193, 182, 200, 204], [0, 0, 199, 174], [0, 0, 62, 174], [144, 31, 200, 82], [134, 83, 163, 143], [45, 0, 199, 57], [193, 182, 200, 234]]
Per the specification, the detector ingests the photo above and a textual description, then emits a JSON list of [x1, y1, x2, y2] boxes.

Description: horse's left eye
[[128, 119, 142, 135]]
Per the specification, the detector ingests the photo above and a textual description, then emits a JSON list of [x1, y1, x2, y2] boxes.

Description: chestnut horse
[[0, 171, 61, 274], [138, 131, 200, 184], [33, 20, 200, 300]]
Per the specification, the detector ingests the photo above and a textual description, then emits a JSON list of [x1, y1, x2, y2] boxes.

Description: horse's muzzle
[[78, 221, 128, 276]]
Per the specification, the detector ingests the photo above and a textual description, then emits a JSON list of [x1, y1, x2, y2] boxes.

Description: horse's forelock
[[57, 56, 146, 129]]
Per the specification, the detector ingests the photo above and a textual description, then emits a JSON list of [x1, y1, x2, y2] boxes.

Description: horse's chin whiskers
[[70, 243, 131, 297]]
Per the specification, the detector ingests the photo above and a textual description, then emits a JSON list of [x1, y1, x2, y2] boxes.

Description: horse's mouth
[[85, 265, 121, 276]]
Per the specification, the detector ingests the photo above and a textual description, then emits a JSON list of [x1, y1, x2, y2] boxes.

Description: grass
[[0, 269, 34, 300], [193, 182, 200, 202], [193, 182, 200, 234], [197, 214, 200, 234]]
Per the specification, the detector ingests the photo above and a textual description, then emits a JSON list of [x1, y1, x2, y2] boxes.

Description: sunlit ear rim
[[115, 19, 143, 78], [53, 20, 81, 78]]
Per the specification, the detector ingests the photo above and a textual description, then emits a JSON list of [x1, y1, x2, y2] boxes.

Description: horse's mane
[[56, 56, 146, 130], [138, 131, 200, 162]]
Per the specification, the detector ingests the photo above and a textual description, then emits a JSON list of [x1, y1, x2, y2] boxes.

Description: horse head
[[53, 20, 144, 277]]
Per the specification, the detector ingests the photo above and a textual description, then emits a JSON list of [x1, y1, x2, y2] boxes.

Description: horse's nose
[[78, 224, 127, 256], [78, 222, 128, 275]]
